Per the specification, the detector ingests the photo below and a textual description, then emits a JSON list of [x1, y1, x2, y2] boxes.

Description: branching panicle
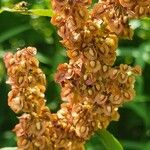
[[3, 0, 149, 149]]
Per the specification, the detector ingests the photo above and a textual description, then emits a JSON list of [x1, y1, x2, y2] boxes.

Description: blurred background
[[0, 0, 150, 149]]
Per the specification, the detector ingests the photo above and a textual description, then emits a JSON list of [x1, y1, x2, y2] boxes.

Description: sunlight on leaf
[[0, 8, 53, 17], [30, 9, 53, 17], [0, 148, 17, 150], [0, 9, 4, 14]]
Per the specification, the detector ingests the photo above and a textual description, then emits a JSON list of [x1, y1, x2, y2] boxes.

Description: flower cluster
[[4, 0, 149, 149], [4, 47, 53, 149], [4, 47, 46, 114], [92, 0, 150, 38], [52, 0, 143, 139]]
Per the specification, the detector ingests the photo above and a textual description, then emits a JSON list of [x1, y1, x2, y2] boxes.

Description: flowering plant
[[2, 0, 150, 149]]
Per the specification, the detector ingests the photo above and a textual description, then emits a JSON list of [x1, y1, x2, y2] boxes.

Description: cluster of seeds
[[4, 47, 54, 149], [92, 0, 150, 37], [4, 0, 149, 149]]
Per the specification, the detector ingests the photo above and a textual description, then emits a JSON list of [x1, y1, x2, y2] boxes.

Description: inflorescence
[[4, 0, 149, 149]]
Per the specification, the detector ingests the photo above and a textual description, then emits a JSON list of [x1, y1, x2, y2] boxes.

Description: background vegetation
[[0, 0, 150, 149]]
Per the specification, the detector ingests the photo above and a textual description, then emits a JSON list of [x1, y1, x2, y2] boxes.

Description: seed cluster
[[4, 47, 53, 149], [92, 0, 150, 37], [4, 0, 149, 149]]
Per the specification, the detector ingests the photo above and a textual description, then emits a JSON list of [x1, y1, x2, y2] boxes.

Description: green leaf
[[0, 8, 53, 17], [97, 129, 123, 150], [29, 9, 53, 17], [85, 134, 105, 150], [0, 9, 4, 14]]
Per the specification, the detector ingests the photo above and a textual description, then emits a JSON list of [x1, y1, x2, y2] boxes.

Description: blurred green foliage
[[0, 0, 150, 149]]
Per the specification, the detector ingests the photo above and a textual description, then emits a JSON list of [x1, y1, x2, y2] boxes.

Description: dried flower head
[[3, 0, 149, 149]]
